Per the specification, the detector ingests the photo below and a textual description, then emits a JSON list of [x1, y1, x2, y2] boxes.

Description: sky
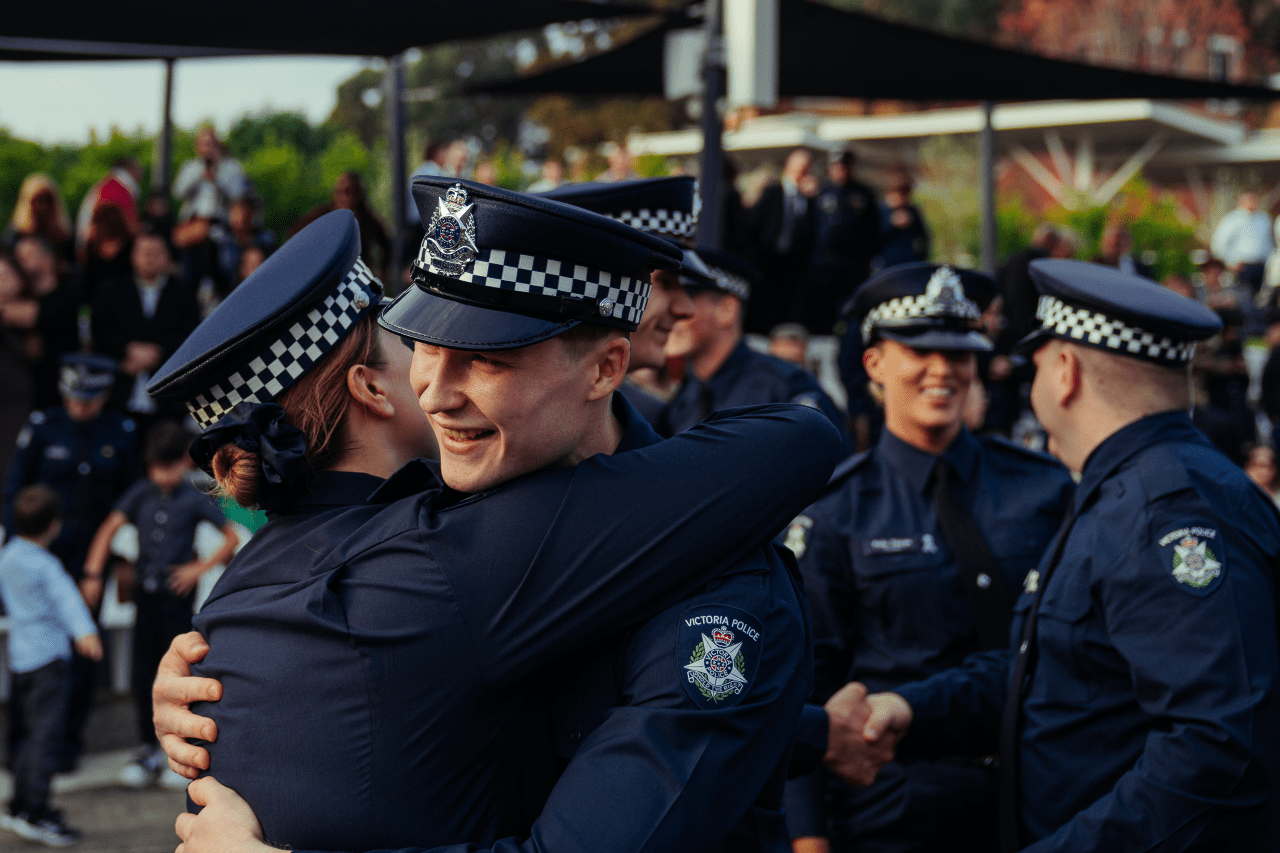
[[0, 56, 375, 144]]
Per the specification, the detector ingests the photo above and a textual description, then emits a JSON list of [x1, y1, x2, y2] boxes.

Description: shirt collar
[[1074, 410, 1201, 511], [878, 426, 980, 494], [277, 470, 386, 517], [704, 339, 752, 393]]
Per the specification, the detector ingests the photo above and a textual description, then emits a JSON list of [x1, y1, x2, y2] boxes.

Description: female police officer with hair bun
[[786, 263, 1074, 853], [152, 182, 841, 853]]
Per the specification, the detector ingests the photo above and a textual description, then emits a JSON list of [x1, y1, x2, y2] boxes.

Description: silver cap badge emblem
[[424, 184, 479, 277]]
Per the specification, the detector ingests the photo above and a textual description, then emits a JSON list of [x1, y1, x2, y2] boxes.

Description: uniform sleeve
[[1022, 498, 1279, 852], [41, 553, 97, 641], [448, 403, 841, 685], [793, 502, 857, 704], [787, 376, 854, 460], [297, 547, 811, 853], [892, 648, 1009, 760]]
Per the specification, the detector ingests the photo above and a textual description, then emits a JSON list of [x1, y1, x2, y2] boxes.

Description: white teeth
[[923, 388, 953, 399], [443, 428, 490, 441]]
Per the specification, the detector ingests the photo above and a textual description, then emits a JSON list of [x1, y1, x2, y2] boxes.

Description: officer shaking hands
[[785, 263, 1073, 853], [848, 260, 1280, 852]]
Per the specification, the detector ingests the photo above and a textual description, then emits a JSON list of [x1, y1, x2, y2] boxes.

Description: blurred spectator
[[1093, 222, 1150, 278], [527, 158, 565, 193], [74, 157, 143, 255], [0, 484, 102, 846], [1199, 257, 1242, 310], [595, 141, 637, 183], [290, 172, 390, 282], [1211, 190, 1272, 296], [769, 322, 810, 368], [172, 126, 250, 298], [1198, 307, 1253, 463], [803, 150, 880, 334], [5, 352, 139, 773], [749, 148, 816, 334], [720, 158, 753, 262], [91, 230, 200, 431], [1161, 272, 1196, 300], [876, 171, 930, 269], [473, 160, 498, 186], [80, 203, 135, 305], [3, 175, 74, 266], [0, 255, 37, 495], [1260, 309, 1280, 450], [141, 191, 174, 249], [217, 198, 275, 295], [1244, 444, 1280, 505], [6, 236, 82, 411], [997, 224, 1071, 350], [239, 245, 269, 282]]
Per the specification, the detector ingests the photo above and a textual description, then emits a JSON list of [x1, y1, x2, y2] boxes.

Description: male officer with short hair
[[660, 245, 853, 456], [848, 260, 1280, 852]]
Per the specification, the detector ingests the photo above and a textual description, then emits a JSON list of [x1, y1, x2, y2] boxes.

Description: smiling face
[[410, 337, 608, 493], [864, 338, 974, 453], [630, 269, 693, 371]]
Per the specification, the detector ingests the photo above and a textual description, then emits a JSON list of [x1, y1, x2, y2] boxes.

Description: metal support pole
[[154, 58, 176, 196], [697, 0, 726, 250], [385, 53, 408, 291], [980, 100, 997, 275]]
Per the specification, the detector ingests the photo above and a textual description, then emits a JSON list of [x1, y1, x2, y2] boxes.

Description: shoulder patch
[[679, 604, 763, 710], [784, 514, 813, 559], [1158, 525, 1225, 597]]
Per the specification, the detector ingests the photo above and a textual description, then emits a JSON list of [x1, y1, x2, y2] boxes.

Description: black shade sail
[[0, 1, 656, 60], [472, 0, 1280, 101]]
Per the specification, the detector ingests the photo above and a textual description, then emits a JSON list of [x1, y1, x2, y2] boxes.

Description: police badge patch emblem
[[678, 604, 763, 710], [1158, 525, 1225, 596], [922, 266, 979, 320], [424, 183, 479, 277]]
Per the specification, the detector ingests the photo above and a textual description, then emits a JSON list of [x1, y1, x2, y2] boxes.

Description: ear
[[585, 335, 631, 402], [1056, 345, 1083, 409], [714, 293, 741, 329], [347, 363, 395, 420], [862, 343, 884, 385]]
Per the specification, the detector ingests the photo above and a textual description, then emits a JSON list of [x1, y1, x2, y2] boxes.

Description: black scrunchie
[[190, 402, 309, 511]]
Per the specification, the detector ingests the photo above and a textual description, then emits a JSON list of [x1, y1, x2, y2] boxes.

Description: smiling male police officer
[[847, 260, 1280, 852], [784, 263, 1073, 853], [161, 177, 836, 853]]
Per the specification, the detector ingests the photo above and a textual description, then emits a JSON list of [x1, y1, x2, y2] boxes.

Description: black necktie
[[931, 456, 1012, 651], [996, 501, 1079, 853]]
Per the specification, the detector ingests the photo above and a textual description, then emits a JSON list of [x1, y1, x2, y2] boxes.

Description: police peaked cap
[[1014, 259, 1222, 365], [381, 177, 683, 351], [539, 176, 700, 242], [685, 246, 760, 301], [540, 177, 712, 286], [851, 262, 996, 352], [58, 352, 118, 400], [147, 209, 384, 429]]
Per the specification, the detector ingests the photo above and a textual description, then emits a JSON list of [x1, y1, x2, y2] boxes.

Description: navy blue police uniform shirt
[[617, 379, 668, 426], [895, 412, 1280, 851], [783, 426, 1072, 839], [659, 340, 855, 458], [191, 397, 840, 853], [113, 478, 226, 595], [5, 408, 138, 578], [283, 394, 813, 853]]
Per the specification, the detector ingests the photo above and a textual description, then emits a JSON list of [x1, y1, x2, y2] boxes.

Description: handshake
[[821, 683, 913, 787]]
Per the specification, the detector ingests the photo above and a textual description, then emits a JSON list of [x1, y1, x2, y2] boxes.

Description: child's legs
[[130, 591, 195, 747], [10, 658, 70, 817]]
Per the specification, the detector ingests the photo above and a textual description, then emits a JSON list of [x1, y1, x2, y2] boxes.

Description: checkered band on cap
[[414, 245, 652, 327], [861, 291, 981, 340], [1035, 295, 1197, 363], [709, 266, 751, 300], [608, 208, 697, 239], [186, 258, 382, 429]]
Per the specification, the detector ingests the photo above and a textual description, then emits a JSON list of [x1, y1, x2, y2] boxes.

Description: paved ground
[[1, 693, 188, 851]]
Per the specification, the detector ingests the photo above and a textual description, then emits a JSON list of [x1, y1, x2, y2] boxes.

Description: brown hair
[[558, 323, 630, 361], [210, 315, 386, 509], [13, 484, 61, 538]]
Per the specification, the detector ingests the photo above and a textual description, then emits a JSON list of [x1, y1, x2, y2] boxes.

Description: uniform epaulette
[[369, 458, 442, 504], [1134, 444, 1197, 502], [980, 433, 1066, 471], [825, 447, 873, 491]]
